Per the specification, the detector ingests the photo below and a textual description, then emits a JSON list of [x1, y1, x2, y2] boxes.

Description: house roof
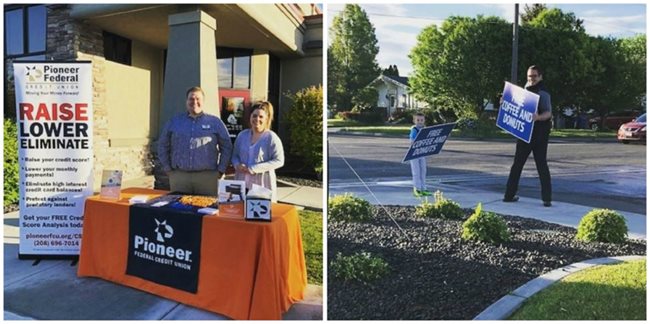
[[383, 74, 409, 87], [369, 74, 409, 88]]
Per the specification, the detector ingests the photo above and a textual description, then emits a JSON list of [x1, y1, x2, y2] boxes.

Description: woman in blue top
[[232, 101, 285, 202]]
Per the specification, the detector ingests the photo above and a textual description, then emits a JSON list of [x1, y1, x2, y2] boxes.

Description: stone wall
[[46, 5, 153, 189]]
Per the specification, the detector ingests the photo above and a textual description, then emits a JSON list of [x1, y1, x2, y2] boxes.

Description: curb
[[473, 255, 646, 320], [328, 130, 617, 143], [277, 178, 300, 188]]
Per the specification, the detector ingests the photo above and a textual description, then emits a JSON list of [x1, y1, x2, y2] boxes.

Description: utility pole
[[511, 4, 519, 84]]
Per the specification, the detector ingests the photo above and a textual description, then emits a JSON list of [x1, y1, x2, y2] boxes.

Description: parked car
[[589, 110, 641, 130], [617, 113, 646, 144]]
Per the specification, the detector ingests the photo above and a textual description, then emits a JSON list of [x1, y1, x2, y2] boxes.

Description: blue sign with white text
[[496, 82, 540, 143], [402, 123, 455, 163]]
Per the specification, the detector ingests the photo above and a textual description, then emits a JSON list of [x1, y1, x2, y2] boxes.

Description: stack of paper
[[129, 195, 150, 204], [198, 207, 218, 215]]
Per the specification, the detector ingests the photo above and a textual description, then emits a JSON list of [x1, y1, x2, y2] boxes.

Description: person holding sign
[[232, 101, 285, 202], [158, 86, 232, 196], [409, 113, 432, 197], [503, 65, 553, 207]]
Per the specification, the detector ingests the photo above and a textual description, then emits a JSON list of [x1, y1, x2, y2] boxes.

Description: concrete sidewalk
[[4, 176, 323, 320], [329, 178, 646, 240]]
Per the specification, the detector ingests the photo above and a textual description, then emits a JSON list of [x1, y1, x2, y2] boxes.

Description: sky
[[327, 3, 647, 76]]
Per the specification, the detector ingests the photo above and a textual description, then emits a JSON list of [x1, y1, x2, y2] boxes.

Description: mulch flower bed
[[327, 205, 646, 320]]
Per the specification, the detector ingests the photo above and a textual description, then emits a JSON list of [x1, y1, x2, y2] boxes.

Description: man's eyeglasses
[[528, 74, 539, 78]]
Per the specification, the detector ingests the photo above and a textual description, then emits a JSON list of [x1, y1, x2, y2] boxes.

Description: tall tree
[[518, 7, 590, 112], [328, 4, 380, 111], [618, 34, 646, 110], [409, 15, 511, 117], [382, 65, 400, 76], [520, 4, 547, 24], [526, 8, 584, 32]]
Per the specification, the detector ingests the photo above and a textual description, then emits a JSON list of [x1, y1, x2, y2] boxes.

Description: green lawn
[[510, 259, 646, 320], [551, 128, 616, 138], [328, 118, 362, 127], [299, 209, 323, 285]]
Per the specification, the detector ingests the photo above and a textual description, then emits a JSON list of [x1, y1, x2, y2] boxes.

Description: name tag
[[201, 124, 211, 130]]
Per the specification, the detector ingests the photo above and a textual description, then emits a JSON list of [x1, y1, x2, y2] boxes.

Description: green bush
[[457, 117, 495, 138], [4, 119, 19, 207], [456, 117, 479, 130], [330, 252, 390, 283], [415, 199, 437, 218], [328, 193, 373, 222], [286, 85, 323, 173], [388, 109, 413, 124], [337, 111, 358, 120], [576, 209, 628, 243], [338, 110, 384, 124], [415, 191, 464, 220], [462, 203, 510, 244]]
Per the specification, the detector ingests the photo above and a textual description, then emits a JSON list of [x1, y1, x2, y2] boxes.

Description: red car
[[617, 113, 646, 144]]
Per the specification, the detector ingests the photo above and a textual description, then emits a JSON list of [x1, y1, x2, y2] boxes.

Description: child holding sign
[[409, 113, 431, 197]]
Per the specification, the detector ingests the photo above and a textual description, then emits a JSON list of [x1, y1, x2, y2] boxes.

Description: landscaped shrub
[[286, 85, 323, 173], [4, 118, 19, 207], [357, 110, 384, 124], [456, 117, 478, 130], [328, 193, 373, 222], [415, 191, 464, 220], [457, 117, 494, 137], [576, 209, 628, 243], [337, 111, 359, 120], [336, 110, 383, 124], [389, 109, 411, 123], [461, 203, 510, 244], [330, 251, 390, 284]]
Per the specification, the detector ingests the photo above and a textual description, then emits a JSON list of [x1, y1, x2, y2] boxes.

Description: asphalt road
[[328, 133, 646, 214]]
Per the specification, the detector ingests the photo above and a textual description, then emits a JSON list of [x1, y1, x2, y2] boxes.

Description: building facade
[[4, 4, 323, 188]]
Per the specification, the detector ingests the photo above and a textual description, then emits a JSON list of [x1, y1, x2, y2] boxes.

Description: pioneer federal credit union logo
[[133, 218, 193, 266], [25, 66, 43, 82], [127, 205, 203, 293]]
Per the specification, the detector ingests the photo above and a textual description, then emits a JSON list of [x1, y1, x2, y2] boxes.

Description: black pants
[[505, 120, 552, 202]]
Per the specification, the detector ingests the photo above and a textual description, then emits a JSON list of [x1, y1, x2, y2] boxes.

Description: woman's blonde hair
[[251, 101, 274, 130]]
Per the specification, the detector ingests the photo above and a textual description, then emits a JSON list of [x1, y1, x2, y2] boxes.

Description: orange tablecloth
[[77, 188, 307, 320]]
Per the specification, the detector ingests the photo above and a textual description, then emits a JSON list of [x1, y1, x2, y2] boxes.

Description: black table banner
[[126, 203, 203, 293]]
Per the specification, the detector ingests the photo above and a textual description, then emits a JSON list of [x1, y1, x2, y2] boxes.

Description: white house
[[368, 74, 428, 118]]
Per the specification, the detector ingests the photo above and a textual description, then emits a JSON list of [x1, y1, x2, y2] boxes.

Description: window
[[217, 47, 252, 89], [4, 5, 46, 59], [103, 31, 132, 65]]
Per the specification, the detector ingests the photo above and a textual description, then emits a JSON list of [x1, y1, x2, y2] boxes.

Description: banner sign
[[402, 123, 455, 163], [126, 204, 203, 293], [221, 96, 245, 139], [496, 81, 539, 143], [13, 61, 93, 257]]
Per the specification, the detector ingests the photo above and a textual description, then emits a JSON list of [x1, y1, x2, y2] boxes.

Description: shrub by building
[[286, 85, 323, 174], [4, 119, 19, 207]]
